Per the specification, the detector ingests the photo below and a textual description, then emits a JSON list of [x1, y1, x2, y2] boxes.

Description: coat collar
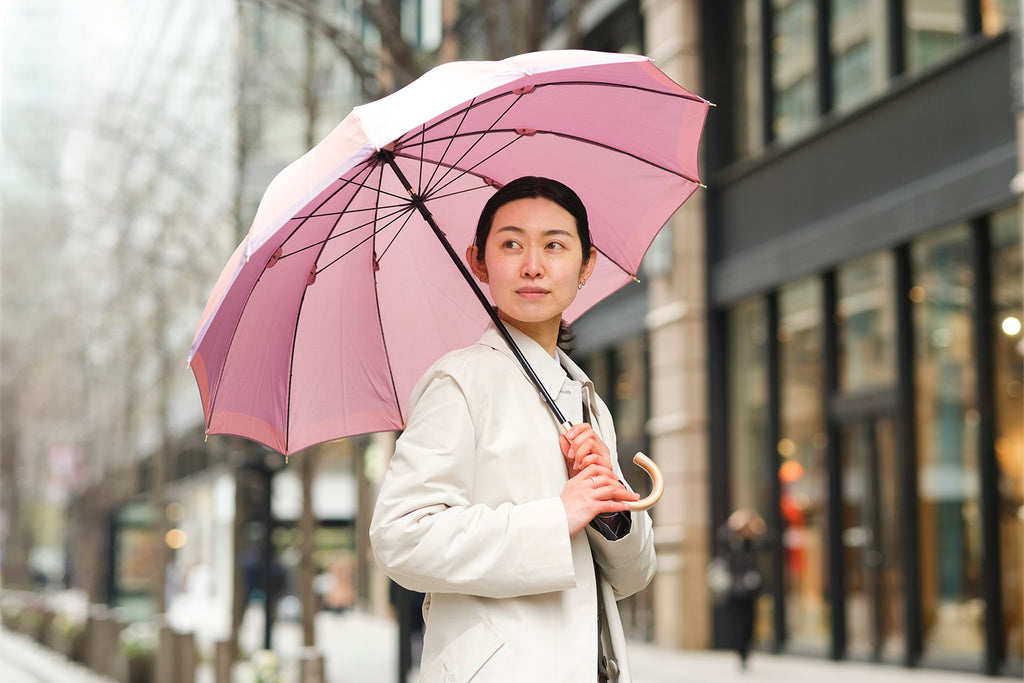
[[477, 322, 599, 419]]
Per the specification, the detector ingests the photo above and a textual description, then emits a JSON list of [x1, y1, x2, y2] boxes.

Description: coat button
[[604, 656, 620, 677]]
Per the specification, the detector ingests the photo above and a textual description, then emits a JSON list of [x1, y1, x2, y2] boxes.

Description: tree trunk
[[300, 449, 319, 646]]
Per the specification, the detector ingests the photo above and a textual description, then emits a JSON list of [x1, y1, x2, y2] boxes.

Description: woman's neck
[[498, 312, 560, 358]]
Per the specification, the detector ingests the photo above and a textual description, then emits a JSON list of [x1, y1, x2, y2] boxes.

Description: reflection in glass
[[836, 251, 897, 393], [578, 337, 648, 490], [778, 279, 830, 654], [612, 336, 649, 473], [830, 0, 887, 112], [905, 0, 964, 74], [727, 297, 773, 647], [911, 224, 985, 664], [990, 207, 1023, 670], [728, 297, 770, 513], [840, 418, 903, 661], [579, 335, 651, 638], [772, 0, 818, 142], [981, 0, 1012, 35]]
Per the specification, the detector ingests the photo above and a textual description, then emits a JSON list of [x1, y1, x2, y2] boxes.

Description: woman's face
[[468, 196, 596, 334]]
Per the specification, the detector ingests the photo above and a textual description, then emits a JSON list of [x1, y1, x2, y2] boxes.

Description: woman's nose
[[521, 250, 542, 277]]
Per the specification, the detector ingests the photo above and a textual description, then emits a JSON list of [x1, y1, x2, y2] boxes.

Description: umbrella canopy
[[189, 49, 710, 456]]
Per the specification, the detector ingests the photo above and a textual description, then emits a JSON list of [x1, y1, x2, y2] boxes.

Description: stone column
[[642, 0, 712, 650]]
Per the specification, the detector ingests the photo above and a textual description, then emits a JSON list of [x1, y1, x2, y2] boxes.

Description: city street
[[0, 609, 1009, 683]]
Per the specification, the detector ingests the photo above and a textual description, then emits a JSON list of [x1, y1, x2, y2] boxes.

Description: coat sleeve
[[584, 397, 657, 601], [586, 506, 656, 600], [369, 360, 577, 599]]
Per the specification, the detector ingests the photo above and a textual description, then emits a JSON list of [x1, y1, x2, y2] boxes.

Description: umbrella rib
[[418, 94, 527, 200], [406, 127, 702, 187], [314, 203, 417, 274], [278, 202, 412, 261], [410, 130, 526, 203], [374, 202, 419, 263], [280, 180, 377, 456], [202, 160, 378, 439], [369, 162, 406, 428], [393, 80, 707, 155], [423, 98, 478, 195]]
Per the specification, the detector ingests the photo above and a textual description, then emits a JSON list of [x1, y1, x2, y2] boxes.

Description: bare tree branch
[[480, 0, 504, 60], [361, 1, 426, 88], [259, 0, 386, 98], [564, 0, 587, 49]]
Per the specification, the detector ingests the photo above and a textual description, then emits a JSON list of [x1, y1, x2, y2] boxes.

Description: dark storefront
[[702, 1, 1021, 676]]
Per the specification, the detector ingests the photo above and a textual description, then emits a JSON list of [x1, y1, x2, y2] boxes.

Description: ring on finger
[[590, 476, 597, 489]]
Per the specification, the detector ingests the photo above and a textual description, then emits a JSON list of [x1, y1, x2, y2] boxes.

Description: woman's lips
[[516, 286, 548, 299]]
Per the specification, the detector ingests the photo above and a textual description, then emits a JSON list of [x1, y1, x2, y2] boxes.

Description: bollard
[[174, 629, 197, 683], [85, 604, 111, 675], [107, 610, 128, 681], [298, 647, 325, 683], [155, 622, 178, 683], [214, 640, 234, 683]]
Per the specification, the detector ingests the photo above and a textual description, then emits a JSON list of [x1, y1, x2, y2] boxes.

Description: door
[[839, 416, 905, 662]]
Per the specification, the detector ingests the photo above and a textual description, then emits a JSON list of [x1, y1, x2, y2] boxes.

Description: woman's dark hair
[[473, 176, 591, 262], [473, 176, 591, 354]]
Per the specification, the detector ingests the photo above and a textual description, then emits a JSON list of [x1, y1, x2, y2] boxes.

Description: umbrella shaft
[[380, 150, 571, 431]]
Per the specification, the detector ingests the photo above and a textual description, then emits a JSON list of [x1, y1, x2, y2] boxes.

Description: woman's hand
[[560, 464, 638, 537], [559, 423, 613, 477]]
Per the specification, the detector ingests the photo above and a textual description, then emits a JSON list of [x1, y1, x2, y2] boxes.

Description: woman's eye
[[546, 241, 566, 250], [503, 239, 521, 249]]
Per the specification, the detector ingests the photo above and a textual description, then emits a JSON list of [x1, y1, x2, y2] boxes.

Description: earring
[[578, 280, 586, 290]]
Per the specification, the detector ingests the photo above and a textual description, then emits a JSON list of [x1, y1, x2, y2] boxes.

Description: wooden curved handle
[[627, 452, 663, 511]]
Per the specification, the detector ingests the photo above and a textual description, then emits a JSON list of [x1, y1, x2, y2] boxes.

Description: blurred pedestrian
[[716, 508, 768, 669]]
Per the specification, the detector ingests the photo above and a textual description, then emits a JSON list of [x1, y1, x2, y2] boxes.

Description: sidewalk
[[304, 610, 1004, 683], [0, 609, 1010, 683], [0, 626, 113, 683]]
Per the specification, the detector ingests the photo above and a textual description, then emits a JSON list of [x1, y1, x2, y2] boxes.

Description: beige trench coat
[[370, 324, 657, 682]]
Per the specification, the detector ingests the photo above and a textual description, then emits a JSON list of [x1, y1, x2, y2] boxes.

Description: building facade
[[569, 0, 1022, 676], [652, 0, 1020, 675]]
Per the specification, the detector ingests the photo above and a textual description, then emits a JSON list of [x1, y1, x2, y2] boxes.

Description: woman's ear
[[579, 246, 597, 282], [466, 245, 487, 283]]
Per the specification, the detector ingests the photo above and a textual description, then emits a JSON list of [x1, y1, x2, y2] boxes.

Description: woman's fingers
[[577, 464, 639, 501], [561, 467, 637, 537], [560, 424, 612, 475]]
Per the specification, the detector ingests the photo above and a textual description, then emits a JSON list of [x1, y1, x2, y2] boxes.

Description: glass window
[[836, 251, 897, 393], [778, 279, 831, 654], [911, 224, 985, 664], [727, 296, 773, 648], [830, 0, 887, 112], [773, 0, 819, 142], [905, 0, 964, 74], [612, 336, 649, 477], [734, 0, 766, 158], [578, 337, 649, 490], [840, 417, 904, 661], [728, 297, 770, 514], [990, 207, 1023, 670]]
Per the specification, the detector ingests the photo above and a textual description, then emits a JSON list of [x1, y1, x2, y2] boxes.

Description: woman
[[370, 176, 656, 682]]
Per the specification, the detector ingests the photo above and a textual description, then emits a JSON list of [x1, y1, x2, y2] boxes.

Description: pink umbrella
[[189, 50, 708, 507]]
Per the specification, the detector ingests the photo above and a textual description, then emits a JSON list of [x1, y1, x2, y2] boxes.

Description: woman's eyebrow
[[494, 225, 573, 237]]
